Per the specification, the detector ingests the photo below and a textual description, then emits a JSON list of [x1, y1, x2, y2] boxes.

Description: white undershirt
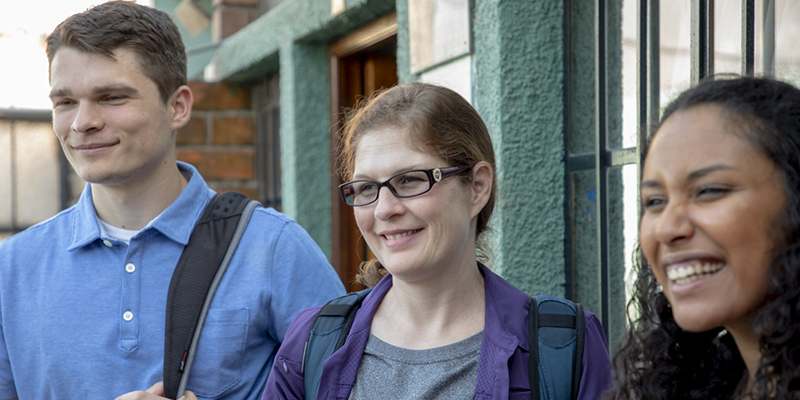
[[97, 214, 161, 244]]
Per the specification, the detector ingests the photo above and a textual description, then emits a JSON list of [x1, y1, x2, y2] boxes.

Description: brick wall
[[177, 81, 258, 199]]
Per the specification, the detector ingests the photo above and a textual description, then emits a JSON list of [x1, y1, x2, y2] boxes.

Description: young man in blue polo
[[0, 2, 344, 399]]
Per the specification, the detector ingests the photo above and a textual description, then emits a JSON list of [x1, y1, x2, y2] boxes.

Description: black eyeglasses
[[339, 166, 469, 207]]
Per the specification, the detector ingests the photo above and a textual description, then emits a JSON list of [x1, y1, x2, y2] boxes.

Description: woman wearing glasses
[[262, 82, 611, 399]]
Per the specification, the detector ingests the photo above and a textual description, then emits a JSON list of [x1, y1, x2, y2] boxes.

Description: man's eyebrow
[[49, 84, 138, 99], [49, 88, 71, 99]]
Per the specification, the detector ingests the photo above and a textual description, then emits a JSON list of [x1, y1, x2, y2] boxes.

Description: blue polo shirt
[[0, 162, 345, 400]]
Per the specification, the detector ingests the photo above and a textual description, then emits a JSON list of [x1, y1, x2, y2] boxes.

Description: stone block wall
[[177, 81, 258, 199]]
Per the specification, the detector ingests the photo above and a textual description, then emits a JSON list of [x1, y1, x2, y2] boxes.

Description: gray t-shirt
[[348, 331, 483, 400]]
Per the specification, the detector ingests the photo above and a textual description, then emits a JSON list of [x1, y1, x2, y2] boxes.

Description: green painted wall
[[473, 0, 567, 297], [154, 0, 214, 80], [210, 1, 627, 344], [211, 0, 394, 257]]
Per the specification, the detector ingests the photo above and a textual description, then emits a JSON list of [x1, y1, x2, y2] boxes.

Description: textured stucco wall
[[473, 0, 567, 297], [209, 1, 626, 338], [210, 0, 394, 257], [278, 42, 331, 252]]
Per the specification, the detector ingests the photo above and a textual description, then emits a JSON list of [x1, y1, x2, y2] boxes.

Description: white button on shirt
[[125, 263, 135, 273], [103, 240, 113, 247], [123, 311, 134, 321]]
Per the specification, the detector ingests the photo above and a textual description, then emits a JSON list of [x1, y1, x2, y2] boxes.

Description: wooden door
[[329, 14, 398, 292]]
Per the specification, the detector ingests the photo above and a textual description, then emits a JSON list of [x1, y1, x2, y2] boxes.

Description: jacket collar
[[318, 264, 532, 399]]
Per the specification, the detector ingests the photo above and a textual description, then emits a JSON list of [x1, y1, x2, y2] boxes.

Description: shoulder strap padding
[[531, 294, 584, 400], [302, 288, 372, 400], [163, 192, 258, 399]]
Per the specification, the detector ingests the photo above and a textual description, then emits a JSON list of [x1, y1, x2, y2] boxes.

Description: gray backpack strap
[[302, 288, 372, 400], [163, 192, 259, 399]]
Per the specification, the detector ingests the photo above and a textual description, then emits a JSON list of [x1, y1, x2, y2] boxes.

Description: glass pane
[[0, 121, 11, 228], [571, 169, 599, 314], [714, 0, 743, 75], [621, 163, 641, 338], [621, 0, 638, 149], [15, 121, 60, 226], [774, 0, 800, 84], [569, 0, 597, 155], [660, 0, 692, 108]]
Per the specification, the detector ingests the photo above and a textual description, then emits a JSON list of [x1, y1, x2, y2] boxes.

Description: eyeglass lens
[[343, 170, 432, 206]]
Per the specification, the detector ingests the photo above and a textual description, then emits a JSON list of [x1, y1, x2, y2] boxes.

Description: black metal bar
[[742, 0, 755, 76], [567, 154, 595, 172], [762, 0, 775, 76], [0, 109, 51, 122], [638, 0, 660, 141], [691, 0, 714, 84], [595, 0, 610, 339], [563, 0, 574, 300], [638, 0, 660, 215], [566, 148, 637, 172]]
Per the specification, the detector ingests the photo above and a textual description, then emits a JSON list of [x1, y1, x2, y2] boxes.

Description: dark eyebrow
[[49, 88, 71, 99], [49, 84, 138, 99], [684, 163, 732, 182], [641, 163, 733, 190]]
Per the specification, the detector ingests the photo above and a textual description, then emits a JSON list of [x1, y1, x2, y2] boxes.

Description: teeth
[[666, 262, 723, 284], [384, 230, 419, 240]]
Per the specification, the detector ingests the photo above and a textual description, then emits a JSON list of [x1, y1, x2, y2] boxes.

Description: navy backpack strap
[[163, 192, 259, 399], [531, 294, 584, 400], [302, 288, 372, 400]]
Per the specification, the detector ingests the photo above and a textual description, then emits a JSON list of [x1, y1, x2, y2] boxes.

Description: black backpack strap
[[302, 288, 372, 400], [530, 295, 585, 400], [571, 303, 584, 400], [163, 192, 259, 399], [529, 296, 540, 400]]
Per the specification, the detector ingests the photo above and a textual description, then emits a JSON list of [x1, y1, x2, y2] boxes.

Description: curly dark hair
[[606, 76, 800, 399]]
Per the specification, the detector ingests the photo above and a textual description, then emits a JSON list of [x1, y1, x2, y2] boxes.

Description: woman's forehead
[[353, 128, 443, 177]]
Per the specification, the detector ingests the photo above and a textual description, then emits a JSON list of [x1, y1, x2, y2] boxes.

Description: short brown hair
[[46, 0, 187, 103], [338, 82, 497, 287]]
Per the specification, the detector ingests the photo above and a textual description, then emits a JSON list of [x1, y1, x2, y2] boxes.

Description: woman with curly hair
[[606, 76, 800, 399]]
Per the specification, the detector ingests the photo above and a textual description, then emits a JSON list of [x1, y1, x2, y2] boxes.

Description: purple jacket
[[262, 265, 611, 399]]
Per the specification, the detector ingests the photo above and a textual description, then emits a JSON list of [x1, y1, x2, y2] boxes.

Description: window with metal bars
[[565, 0, 799, 345]]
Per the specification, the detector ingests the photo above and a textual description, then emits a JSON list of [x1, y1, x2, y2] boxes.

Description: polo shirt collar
[[68, 162, 212, 250], [149, 162, 211, 245]]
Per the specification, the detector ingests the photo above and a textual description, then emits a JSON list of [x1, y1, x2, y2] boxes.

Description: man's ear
[[470, 161, 493, 218], [169, 85, 193, 131]]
